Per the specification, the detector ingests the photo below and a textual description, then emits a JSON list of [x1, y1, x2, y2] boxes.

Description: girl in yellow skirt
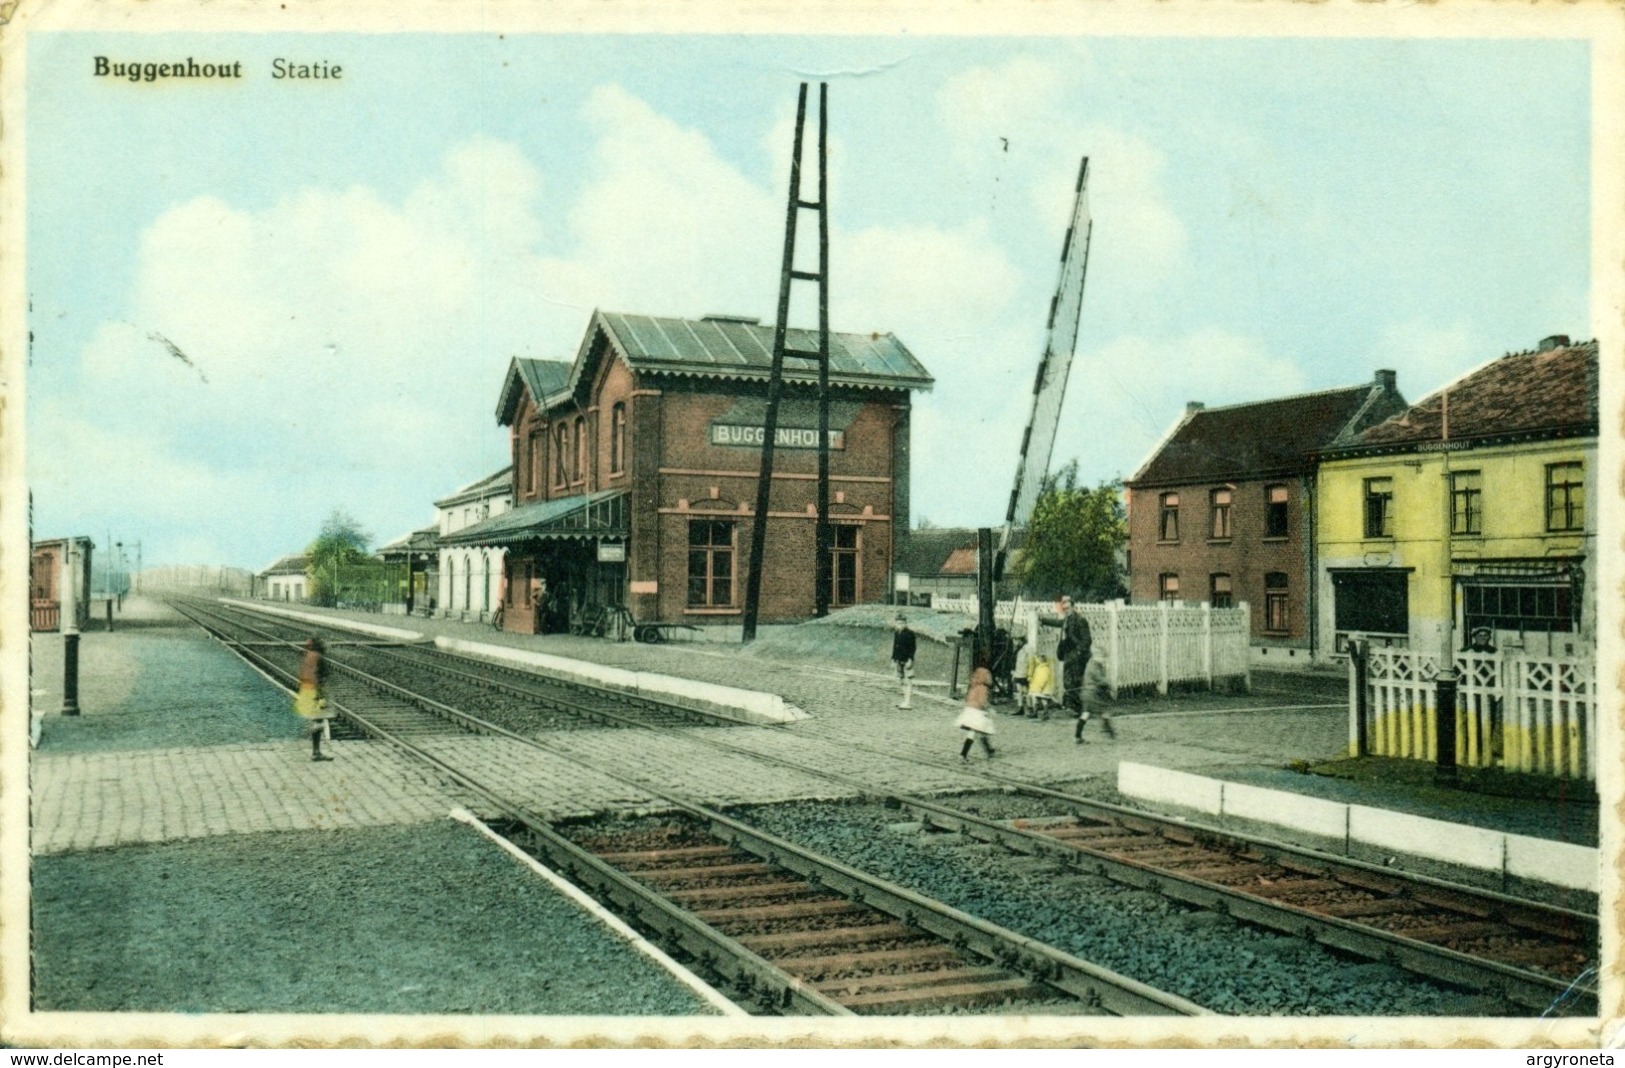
[[294, 637, 332, 761]]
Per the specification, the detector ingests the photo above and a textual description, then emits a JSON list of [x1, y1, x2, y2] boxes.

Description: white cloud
[[1370, 321, 1479, 401]]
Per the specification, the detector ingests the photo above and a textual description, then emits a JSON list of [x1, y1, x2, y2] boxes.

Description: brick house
[[1315, 337, 1597, 660], [445, 311, 932, 634], [1125, 371, 1406, 659], [29, 537, 94, 631]]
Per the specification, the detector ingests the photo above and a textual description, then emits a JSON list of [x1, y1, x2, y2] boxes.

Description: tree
[[1013, 461, 1127, 602], [306, 510, 371, 606]]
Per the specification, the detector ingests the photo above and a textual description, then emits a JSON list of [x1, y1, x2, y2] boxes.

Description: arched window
[[481, 554, 491, 613], [610, 402, 627, 474], [553, 424, 569, 487], [573, 417, 586, 483]]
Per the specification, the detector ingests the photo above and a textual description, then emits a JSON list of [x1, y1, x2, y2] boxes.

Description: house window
[[1265, 484, 1289, 538], [687, 520, 736, 607], [610, 402, 627, 474], [528, 434, 543, 495], [1450, 470, 1482, 536], [1546, 462, 1584, 532], [1159, 573, 1179, 602], [573, 417, 586, 483], [1332, 570, 1408, 636], [831, 525, 860, 607], [553, 424, 569, 487], [1159, 493, 1180, 542], [1363, 477, 1394, 538], [1209, 488, 1232, 540], [1210, 573, 1233, 609], [1264, 572, 1289, 631]]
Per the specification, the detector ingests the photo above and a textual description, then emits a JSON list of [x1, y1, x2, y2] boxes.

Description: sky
[[24, 31, 1592, 570]]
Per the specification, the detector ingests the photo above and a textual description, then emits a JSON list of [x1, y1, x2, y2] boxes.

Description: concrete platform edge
[[1116, 761, 1598, 894], [216, 599, 805, 725]]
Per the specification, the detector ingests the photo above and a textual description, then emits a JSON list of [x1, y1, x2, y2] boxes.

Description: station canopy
[[439, 488, 629, 549]]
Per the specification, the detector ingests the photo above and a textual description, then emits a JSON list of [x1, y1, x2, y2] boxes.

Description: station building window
[[610, 402, 627, 474], [1364, 477, 1394, 538], [1264, 572, 1290, 631], [573, 417, 586, 483], [688, 520, 736, 608], [1209, 488, 1232, 540], [1210, 573, 1233, 609], [1265, 484, 1289, 538], [553, 425, 569, 488], [1159, 573, 1179, 602], [529, 434, 543, 496], [1546, 462, 1584, 533], [830, 525, 860, 607], [1159, 493, 1180, 542], [1451, 471, 1482, 536]]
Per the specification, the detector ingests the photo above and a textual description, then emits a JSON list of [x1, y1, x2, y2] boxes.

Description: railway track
[[170, 597, 1599, 1016], [165, 596, 1203, 1018]]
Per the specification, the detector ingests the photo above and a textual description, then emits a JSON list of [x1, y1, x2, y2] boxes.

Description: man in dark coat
[[891, 615, 917, 709], [1058, 597, 1113, 741]]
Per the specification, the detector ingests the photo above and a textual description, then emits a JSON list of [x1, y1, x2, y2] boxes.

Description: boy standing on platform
[[891, 615, 917, 709]]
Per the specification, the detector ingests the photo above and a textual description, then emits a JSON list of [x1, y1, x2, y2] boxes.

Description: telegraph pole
[[1435, 390, 1458, 782], [61, 540, 81, 715]]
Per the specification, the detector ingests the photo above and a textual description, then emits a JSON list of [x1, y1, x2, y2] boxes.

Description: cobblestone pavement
[[31, 741, 467, 855], [25, 597, 1354, 856]]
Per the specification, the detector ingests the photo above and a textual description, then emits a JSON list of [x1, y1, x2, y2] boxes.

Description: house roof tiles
[[1343, 340, 1598, 451]]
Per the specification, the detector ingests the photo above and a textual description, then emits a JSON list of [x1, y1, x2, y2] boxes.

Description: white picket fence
[[932, 597, 1251, 695], [1355, 646, 1597, 780]]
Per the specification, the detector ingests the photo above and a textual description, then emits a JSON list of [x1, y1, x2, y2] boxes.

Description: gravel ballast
[[730, 798, 1505, 1017], [33, 820, 720, 1015]]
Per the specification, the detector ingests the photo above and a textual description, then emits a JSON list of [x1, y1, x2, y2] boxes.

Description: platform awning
[[440, 489, 629, 548]]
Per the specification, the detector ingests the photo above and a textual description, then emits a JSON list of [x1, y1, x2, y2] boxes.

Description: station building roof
[[496, 311, 933, 424], [378, 525, 440, 559], [434, 466, 514, 510], [440, 488, 628, 549]]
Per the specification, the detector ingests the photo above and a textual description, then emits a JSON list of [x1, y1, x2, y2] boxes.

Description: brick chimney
[[1538, 334, 1571, 352], [1185, 401, 1205, 416], [1374, 369, 1397, 393]]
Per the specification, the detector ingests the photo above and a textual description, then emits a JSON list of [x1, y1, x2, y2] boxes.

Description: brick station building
[[444, 311, 932, 634]]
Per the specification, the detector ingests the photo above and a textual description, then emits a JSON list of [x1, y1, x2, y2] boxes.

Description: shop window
[[1332, 570, 1407, 636], [1450, 470, 1482, 536], [1210, 573, 1233, 609], [1546, 462, 1584, 532], [1264, 572, 1290, 631], [1159, 493, 1180, 542], [1265, 484, 1289, 538], [553, 424, 569, 488], [688, 520, 736, 607], [831, 525, 860, 606], [1363, 477, 1394, 538], [1159, 573, 1179, 602], [610, 402, 626, 474], [1209, 488, 1232, 540], [1463, 581, 1575, 635]]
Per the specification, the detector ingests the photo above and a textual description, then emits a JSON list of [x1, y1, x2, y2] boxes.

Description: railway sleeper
[[835, 976, 1041, 1013], [692, 898, 866, 925], [813, 964, 1010, 998], [774, 943, 964, 978], [738, 922, 917, 953], [662, 881, 812, 906], [633, 862, 779, 884]]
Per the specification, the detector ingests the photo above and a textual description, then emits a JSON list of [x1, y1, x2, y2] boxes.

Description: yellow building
[[1316, 337, 1597, 661]]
